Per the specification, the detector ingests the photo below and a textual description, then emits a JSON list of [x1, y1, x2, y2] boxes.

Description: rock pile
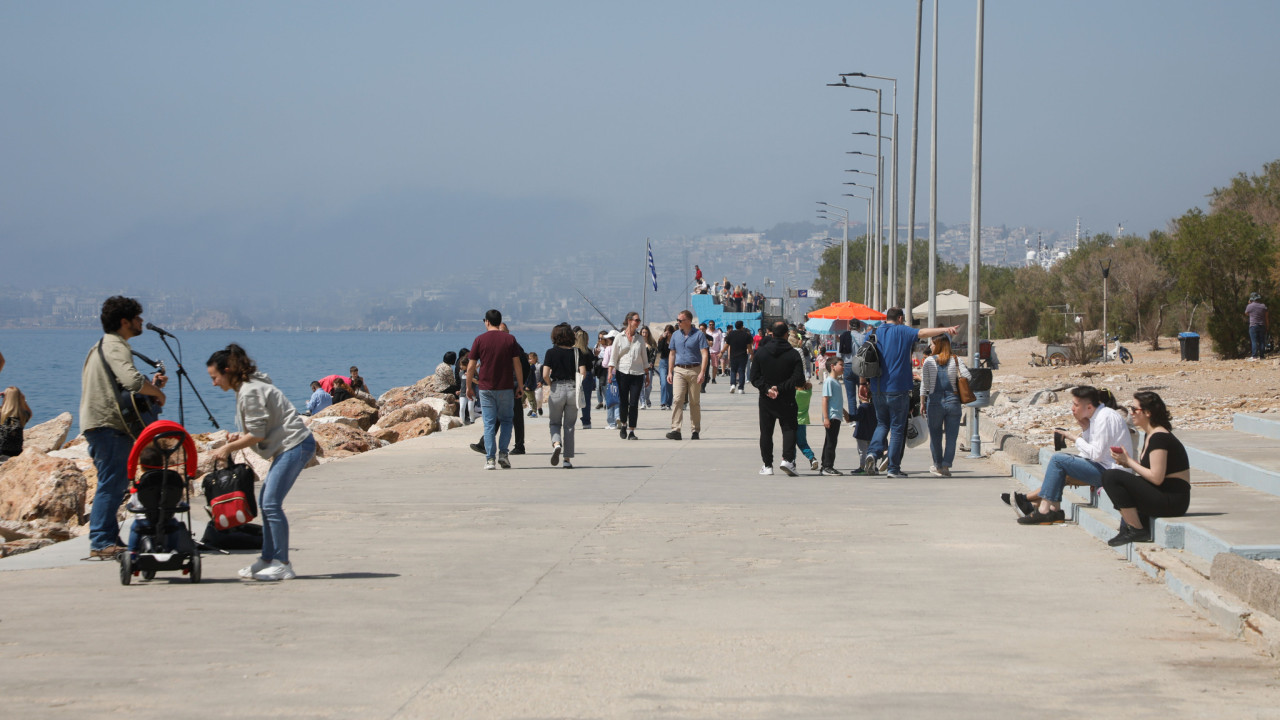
[[0, 371, 464, 558]]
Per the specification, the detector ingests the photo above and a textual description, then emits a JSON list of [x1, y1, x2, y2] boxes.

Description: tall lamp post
[[843, 183, 876, 307], [966, 0, 986, 459], [829, 79, 885, 310], [816, 202, 849, 303], [844, 72, 900, 310]]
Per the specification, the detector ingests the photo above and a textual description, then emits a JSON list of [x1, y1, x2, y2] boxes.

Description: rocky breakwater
[[0, 373, 464, 558]]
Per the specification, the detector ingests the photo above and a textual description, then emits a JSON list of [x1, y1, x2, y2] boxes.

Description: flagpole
[[642, 238, 649, 327]]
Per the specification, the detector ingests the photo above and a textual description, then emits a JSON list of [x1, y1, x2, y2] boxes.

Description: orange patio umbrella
[[806, 301, 886, 321]]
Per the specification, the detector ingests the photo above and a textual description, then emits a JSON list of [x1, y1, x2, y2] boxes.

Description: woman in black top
[[656, 325, 674, 410], [1101, 391, 1191, 546], [543, 323, 591, 469], [0, 386, 33, 459]]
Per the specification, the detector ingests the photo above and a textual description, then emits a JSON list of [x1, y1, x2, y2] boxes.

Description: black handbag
[[202, 456, 259, 519], [97, 339, 160, 437]]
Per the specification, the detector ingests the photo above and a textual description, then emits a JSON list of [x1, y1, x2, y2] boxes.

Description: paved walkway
[[3, 389, 1278, 718]]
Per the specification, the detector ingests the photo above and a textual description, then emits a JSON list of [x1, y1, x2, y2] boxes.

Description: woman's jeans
[[642, 369, 654, 407], [261, 434, 316, 564], [926, 391, 963, 469], [658, 358, 673, 407], [579, 374, 595, 426], [547, 380, 577, 459], [616, 373, 644, 429]]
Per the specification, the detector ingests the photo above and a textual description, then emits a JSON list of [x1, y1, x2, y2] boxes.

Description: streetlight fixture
[[816, 201, 850, 303], [842, 192, 874, 306], [829, 78, 886, 310], [843, 72, 901, 310]]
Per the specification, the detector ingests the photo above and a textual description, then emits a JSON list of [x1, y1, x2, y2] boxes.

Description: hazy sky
[[3, 1, 1279, 292]]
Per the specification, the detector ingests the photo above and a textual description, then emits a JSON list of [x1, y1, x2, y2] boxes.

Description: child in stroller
[[120, 420, 201, 584]]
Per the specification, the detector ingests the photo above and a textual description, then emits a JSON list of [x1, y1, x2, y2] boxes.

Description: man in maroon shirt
[[466, 309, 524, 469]]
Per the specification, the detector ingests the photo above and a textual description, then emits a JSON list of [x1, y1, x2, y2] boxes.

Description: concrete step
[[1177, 428, 1280, 498], [1234, 412, 1280, 441], [1012, 454, 1280, 564]]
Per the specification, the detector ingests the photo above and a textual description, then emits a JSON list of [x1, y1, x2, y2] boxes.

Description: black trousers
[[730, 356, 749, 389], [616, 372, 644, 429], [821, 419, 842, 469], [758, 396, 798, 466], [1101, 469, 1190, 520]]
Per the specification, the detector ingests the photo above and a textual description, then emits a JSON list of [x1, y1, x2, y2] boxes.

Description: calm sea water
[[0, 328, 549, 438]]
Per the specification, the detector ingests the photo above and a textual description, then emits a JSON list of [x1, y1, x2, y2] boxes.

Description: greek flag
[[647, 240, 658, 292]]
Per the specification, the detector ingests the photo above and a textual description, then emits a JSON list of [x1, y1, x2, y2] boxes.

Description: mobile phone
[[1053, 427, 1066, 432], [1110, 446, 1124, 454]]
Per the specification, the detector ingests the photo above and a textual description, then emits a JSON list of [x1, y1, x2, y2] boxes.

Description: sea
[[0, 328, 551, 439]]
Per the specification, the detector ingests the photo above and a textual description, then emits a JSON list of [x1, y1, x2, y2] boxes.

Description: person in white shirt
[[608, 312, 650, 440], [1015, 386, 1133, 525], [706, 320, 725, 384]]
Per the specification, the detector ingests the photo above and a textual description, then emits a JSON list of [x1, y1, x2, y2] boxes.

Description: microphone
[[146, 322, 176, 338], [131, 350, 161, 369]]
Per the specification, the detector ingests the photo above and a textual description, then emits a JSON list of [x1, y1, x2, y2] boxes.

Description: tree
[[1109, 235, 1175, 349]]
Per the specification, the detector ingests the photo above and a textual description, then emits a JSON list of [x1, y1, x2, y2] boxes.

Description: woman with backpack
[[919, 334, 971, 477]]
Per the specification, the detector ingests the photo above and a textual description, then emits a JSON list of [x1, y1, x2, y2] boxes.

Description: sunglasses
[[1127, 405, 1142, 413]]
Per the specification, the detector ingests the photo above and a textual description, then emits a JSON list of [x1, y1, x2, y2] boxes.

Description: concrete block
[[1212, 553, 1280, 621], [1234, 412, 1280, 441]]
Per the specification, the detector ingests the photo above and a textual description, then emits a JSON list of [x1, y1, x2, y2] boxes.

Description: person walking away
[[707, 320, 724, 384], [850, 383, 876, 472], [750, 321, 806, 476], [470, 323, 530, 455], [207, 344, 316, 581], [819, 356, 849, 476], [666, 310, 708, 440], [1246, 292, 1269, 360], [0, 386, 33, 460], [609, 312, 649, 440], [80, 296, 168, 559], [793, 379, 819, 471], [640, 326, 658, 409], [543, 324, 590, 469], [466, 309, 524, 470], [306, 380, 332, 415], [862, 307, 959, 478], [724, 320, 753, 394], [574, 327, 596, 429], [920, 334, 971, 477], [1101, 391, 1192, 545], [656, 325, 674, 410], [524, 352, 541, 418]]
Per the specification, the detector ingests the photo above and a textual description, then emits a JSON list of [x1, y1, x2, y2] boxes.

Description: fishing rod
[[575, 288, 621, 332]]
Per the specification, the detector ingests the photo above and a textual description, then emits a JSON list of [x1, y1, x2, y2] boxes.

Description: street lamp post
[[842, 192, 873, 306], [816, 202, 849, 303], [844, 72, 900, 310], [830, 79, 885, 310], [967, 0, 986, 460]]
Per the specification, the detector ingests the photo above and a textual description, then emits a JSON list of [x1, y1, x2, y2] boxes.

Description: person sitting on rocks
[[306, 381, 332, 416], [330, 377, 354, 404], [1101, 391, 1191, 546], [1011, 386, 1133, 525], [435, 351, 460, 394], [0, 386, 33, 460]]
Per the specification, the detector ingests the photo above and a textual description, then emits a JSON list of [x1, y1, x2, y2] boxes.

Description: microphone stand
[[153, 331, 219, 430]]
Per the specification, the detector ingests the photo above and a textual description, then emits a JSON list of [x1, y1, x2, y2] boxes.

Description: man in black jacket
[[750, 321, 806, 476]]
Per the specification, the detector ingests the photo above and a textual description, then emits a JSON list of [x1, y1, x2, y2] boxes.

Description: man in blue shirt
[[665, 309, 709, 440], [306, 381, 333, 415], [861, 307, 959, 478]]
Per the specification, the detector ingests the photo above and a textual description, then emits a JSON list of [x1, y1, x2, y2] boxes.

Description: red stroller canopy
[[126, 420, 199, 480]]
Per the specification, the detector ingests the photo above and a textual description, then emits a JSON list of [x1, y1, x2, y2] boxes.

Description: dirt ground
[[978, 334, 1280, 447]]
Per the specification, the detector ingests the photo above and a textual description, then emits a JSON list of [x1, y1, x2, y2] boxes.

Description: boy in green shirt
[[794, 380, 819, 471]]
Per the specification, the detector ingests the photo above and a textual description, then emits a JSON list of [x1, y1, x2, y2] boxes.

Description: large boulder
[[0, 450, 88, 525], [23, 413, 73, 454], [439, 416, 466, 432], [311, 423, 379, 461], [393, 417, 438, 441], [377, 399, 441, 429], [312, 399, 378, 431]]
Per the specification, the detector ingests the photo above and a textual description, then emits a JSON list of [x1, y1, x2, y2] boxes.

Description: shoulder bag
[[955, 357, 976, 404], [202, 455, 259, 530]]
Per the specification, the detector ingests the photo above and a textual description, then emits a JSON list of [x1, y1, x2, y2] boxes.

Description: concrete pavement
[[2, 387, 1278, 718]]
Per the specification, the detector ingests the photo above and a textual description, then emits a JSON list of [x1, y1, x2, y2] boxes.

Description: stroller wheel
[[119, 553, 133, 586], [142, 569, 156, 581], [189, 551, 202, 584]]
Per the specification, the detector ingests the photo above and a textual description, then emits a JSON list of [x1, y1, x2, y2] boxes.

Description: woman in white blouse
[[608, 311, 650, 440]]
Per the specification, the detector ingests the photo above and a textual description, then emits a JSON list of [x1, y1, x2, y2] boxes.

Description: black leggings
[[616, 372, 644, 429], [1100, 469, 1190, 521], [821, 419, 842, 469]]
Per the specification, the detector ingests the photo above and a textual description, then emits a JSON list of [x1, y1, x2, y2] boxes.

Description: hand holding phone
[[1110, 446, 1124, 454]]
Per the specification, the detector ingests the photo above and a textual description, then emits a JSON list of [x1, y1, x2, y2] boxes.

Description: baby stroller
[[118, 420, 201, 585]]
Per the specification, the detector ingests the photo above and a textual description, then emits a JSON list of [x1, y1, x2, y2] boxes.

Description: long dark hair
[[1133, 391, 1173, 431], [206, 343, 257, 386]]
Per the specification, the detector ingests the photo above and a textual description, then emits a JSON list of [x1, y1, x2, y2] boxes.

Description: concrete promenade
[[2, 389, 1278, 718]]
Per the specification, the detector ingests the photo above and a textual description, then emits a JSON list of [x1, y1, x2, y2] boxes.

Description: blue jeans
[[868, 391, 911, 473], [479, 389, 515, 459], [843, 364, 858, 413], [926, 393, 963, 469], [86, 428, 134, 550], [795, 424, 816, 461], [658, 358, 673, 407], [1250, 325, 1267, 358], [260, 434, 316, 564], [1040, 452, 1105, 502]]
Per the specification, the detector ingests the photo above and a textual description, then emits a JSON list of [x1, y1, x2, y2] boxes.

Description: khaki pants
[[670, 365, 701, 432]]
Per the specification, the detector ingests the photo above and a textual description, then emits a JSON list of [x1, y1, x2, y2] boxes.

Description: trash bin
[[965, 368, 994, 407], [1178, 332, 1200, 362]]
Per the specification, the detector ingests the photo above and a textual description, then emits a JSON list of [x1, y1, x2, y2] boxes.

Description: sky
[[3, 1, 1279, 293]]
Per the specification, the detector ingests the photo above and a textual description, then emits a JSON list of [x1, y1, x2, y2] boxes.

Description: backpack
[[851, 330, 881, 379]]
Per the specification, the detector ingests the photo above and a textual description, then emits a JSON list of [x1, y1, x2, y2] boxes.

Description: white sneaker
[[238, 557, 269, 579], [253, 560, 296, 581], [929, 465, 944, 477], [779, 460, 798, 477], [729, 387, 736, 394], [485, 458, 496, 470], [759, 465, 774, 475], [877, 456, 889, 472]]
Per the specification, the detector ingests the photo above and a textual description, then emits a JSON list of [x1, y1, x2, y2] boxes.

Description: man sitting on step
[[1007, 386, 1133, 525]]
